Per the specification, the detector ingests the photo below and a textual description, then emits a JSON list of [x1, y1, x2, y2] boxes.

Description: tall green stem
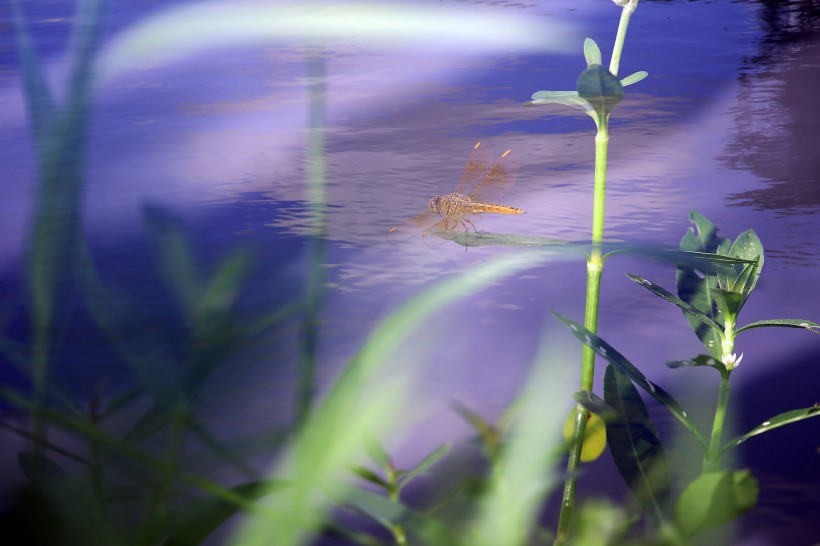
[[554, 123, 609, 546], [554, 1, 637, 540]]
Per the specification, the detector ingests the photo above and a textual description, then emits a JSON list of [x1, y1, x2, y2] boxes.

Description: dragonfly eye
[[428, 196, 442, 212]]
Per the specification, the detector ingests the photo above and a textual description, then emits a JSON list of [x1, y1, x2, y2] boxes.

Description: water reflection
[[724, 0, 820, 211]]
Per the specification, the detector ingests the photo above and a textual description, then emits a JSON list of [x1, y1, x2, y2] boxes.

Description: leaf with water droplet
[[626, 273, 723, 334], [735, 318, 820, 335], [666, 354, 725, 372], [721, 405, 820, 453]]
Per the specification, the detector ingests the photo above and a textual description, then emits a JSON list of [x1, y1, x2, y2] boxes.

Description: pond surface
[[1, 1, 819, 544]]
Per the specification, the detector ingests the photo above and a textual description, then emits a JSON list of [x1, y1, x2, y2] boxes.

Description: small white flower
[[723, 352, 744, 370]]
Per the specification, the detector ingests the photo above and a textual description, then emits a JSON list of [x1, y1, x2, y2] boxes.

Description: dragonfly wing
[[387, 210, 441, 241], [454, 141, 492, 196], [468, 149, 518, 205]]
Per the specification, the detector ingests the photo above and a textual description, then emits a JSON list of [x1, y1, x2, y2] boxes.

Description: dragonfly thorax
[[428, 192, 472, 216]]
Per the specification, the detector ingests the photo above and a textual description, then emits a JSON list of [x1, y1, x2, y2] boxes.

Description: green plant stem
[[554, 123, 610, 546], [296, 48, 328, 427], [703, 370, 731, 472], [609, 1, 638, 77]]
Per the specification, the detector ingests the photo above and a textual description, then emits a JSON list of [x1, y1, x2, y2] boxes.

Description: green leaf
[[576, 64, 623, 118], [397, 443, 451, 491], [364, 436, 393, 473], [451, 401, 499, 452], [164, 481, 279, 546], [626, 274, 723, 334], [620, 70, 648, 86], [572, 390, 617, 422], [666, 354, 725, 371], [721, 405, 820, 453], [350, 465, 390, 489], [529, 90, 597, 116], [675, 470, 758, 537], [583, 37, 602, 66], [736, 318, 820, 335], [552, 312, 707, 448], [604, 365, 669, 526]]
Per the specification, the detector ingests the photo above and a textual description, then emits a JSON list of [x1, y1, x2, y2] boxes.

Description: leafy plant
[[554, 213, 820, 541]]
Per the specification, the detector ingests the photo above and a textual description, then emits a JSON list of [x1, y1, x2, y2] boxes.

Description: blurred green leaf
[[627, 273, 722, 334], [229, 252, 550, 546], [576, 64, 623, 118], [736, 318, 820, 335], [620, 70, 648, 86], [721, 405, 820, 453], [451, 401, 500, 456], [471, 339, 571, 546], [343, 488, 462, 545], [574, 499, 630, 546], [398, 443, 451, 492], [675, 470, 758, 537], [552, 312, 706, 448], [364, 436, 393, 473], [583, 37, 602, 66], [603, 365, 669, 527], [349, 465, 390, 489]]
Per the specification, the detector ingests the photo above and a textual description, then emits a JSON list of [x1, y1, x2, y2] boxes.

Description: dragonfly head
[[428, 195, 444, 213]]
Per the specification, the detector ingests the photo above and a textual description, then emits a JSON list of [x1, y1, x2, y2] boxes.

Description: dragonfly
[[388, 142, 525, 245]]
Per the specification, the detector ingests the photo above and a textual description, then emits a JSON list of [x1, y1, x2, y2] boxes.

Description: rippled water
[[1, 1, 819, 544]]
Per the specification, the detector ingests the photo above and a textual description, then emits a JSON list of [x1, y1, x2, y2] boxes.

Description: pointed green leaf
[[572, 390, 617, 422], [576, 64, 623, 117], [583, 37, 602, 66], [620, 70, 648, 86], [675, 470, 758, 537], [604, 365, 669, 526], [551, 312, 706, 448], [736, 318, 820, 335], [626, 274, 723, 334], [397, 443, 451, 491], [721, 405, 820, 453]]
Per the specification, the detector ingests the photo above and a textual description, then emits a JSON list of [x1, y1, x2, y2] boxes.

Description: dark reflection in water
[[723, 0, 820, 211]]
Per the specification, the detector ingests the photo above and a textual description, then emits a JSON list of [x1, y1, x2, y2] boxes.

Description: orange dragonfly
[[388, 142, 525, 244]]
